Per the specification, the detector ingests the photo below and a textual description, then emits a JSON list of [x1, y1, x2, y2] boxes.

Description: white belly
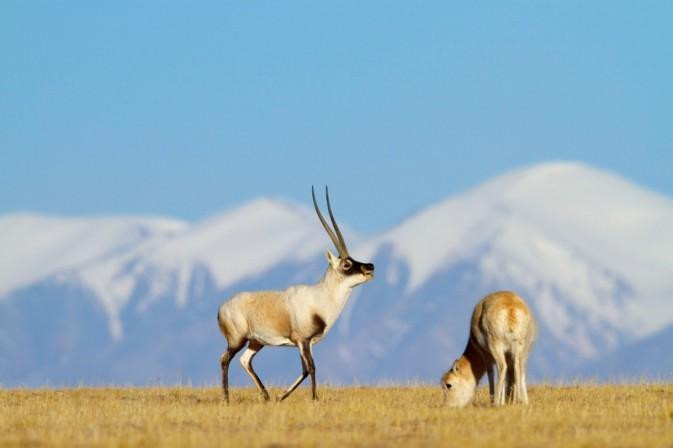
[[250, 331, 295, 347]]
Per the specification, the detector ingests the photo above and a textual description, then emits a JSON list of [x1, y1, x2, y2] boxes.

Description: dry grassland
[[1, 384, 672, 447]]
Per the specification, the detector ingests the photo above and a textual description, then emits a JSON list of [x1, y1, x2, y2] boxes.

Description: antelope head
[[441, 358, 476, 407], [312, 186, 375, 287]]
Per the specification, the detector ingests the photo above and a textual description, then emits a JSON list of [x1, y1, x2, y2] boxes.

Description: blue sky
[[2, 1, 671, 231]]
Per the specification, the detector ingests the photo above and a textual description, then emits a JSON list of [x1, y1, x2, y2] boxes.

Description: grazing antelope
[[441, 291, 536, 407], [217, 187, 375, 402]]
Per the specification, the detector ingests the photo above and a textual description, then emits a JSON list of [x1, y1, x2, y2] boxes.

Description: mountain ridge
[[1, 161, 671, 385]]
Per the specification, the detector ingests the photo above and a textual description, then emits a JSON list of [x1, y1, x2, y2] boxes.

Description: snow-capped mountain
[[322, 162, 673, 382], [1, 162, 672, 386]]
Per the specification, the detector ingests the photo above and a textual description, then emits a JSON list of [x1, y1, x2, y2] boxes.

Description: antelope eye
[[446, 383, 452, 390], [342, 260, 352, 269]]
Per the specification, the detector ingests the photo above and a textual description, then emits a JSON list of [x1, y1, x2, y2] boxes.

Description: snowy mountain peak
[[357, 162, 673, 344], [364, 162, 673, 287], [198, 197, 313, 229], [2, 162, 673, 385], [0, 213, 187, 299], [140, 197, 329, 297]]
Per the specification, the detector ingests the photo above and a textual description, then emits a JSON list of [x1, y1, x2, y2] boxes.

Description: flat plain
[[1, 384, 672, 447]]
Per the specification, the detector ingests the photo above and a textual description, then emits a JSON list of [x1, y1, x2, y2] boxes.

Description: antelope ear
[[325, 249, 340, 268]]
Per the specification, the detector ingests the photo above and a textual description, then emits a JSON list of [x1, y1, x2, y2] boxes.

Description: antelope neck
[[462, 337, 488, 383], [315, 267, 355, 326]]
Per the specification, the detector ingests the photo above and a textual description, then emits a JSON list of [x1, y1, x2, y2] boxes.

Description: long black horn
[[312, 186, 346, 257], [325, 186, 349, 257]]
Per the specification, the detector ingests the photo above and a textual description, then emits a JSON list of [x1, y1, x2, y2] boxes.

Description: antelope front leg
[[278, 347, 309, 402], [486, 363, 495, 404], [302, 342, 318, 400]]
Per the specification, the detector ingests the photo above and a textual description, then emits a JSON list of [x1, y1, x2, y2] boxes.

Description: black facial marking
[[446, 383, 452, 390], [341, 257, 375, 276]]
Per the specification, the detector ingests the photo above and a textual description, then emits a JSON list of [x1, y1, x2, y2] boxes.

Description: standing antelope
[[441, 291, 536, 407], [217, 187, 375, 402]]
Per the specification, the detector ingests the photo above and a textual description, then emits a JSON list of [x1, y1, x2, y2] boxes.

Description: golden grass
[[1, 384, 672, 447]]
